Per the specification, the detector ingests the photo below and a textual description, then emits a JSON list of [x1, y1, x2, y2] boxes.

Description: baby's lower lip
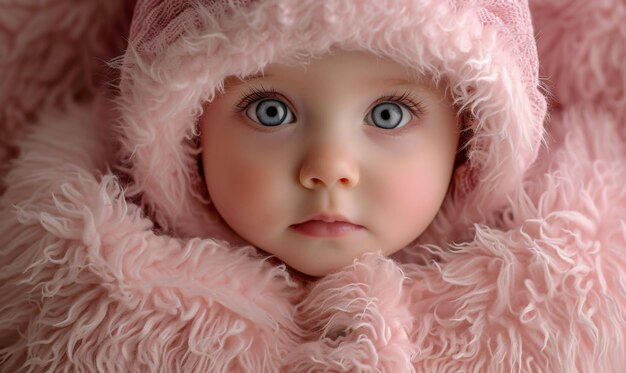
[[290, 220, 364, 237]]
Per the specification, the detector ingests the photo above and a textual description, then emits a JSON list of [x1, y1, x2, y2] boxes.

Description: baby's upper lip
[[294, 213, 360, 226]]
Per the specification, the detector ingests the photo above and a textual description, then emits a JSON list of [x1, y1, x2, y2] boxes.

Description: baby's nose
[[298, 139, 360, 190]]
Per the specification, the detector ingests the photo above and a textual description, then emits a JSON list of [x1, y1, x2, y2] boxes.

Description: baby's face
[[200, 50, 459, 276]]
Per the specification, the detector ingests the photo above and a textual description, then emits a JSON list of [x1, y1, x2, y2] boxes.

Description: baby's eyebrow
[[223, 73, 270, 88], [368, 77, 423, 87]]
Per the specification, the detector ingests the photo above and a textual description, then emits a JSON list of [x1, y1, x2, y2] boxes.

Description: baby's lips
[[290, 220, 364, 237], [293, 212, 357, 225]]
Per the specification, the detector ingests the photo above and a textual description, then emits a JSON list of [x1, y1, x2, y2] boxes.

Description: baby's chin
[[271, 246, 398, 277], [251, 247, 342, 278]]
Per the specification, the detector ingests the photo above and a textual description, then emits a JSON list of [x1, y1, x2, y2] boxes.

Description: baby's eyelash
[[234, 87, 426, 118], [235, 86, 283, 112], [375, 91, 426, 117]]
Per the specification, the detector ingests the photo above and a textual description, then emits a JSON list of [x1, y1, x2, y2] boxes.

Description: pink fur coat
[[1, 0, 626, 371]]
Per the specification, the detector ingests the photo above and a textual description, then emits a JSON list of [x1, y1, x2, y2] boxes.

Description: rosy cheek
[[208, 144, 289, 236], [381, 161, 447, 233], [392, 170, 429, 221], [213, 155, 263, 213]]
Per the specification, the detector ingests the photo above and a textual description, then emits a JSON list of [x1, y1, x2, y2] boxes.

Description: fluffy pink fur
[[1, 0, 626, 371]]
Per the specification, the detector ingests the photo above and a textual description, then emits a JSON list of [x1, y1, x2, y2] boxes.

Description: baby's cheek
[[384, 164, 444, 231], [213, 153, 286, 233], [385, 168, 418, 213]]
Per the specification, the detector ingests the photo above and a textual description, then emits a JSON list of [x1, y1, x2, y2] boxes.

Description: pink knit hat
[[118, 0, 546, 245]]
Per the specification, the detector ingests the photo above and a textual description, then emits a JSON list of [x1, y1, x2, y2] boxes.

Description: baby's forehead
[[242, 51, 420, 79]]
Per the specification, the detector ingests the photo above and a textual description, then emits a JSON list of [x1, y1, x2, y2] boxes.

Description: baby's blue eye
[[246, 99, 295, 126], [366, 102, 412, 129]]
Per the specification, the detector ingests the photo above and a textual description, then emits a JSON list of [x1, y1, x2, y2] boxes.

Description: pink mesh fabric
[[130, 0, 193, 53], [472, 0, 546, 121], [131, 0, 253, 56]]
